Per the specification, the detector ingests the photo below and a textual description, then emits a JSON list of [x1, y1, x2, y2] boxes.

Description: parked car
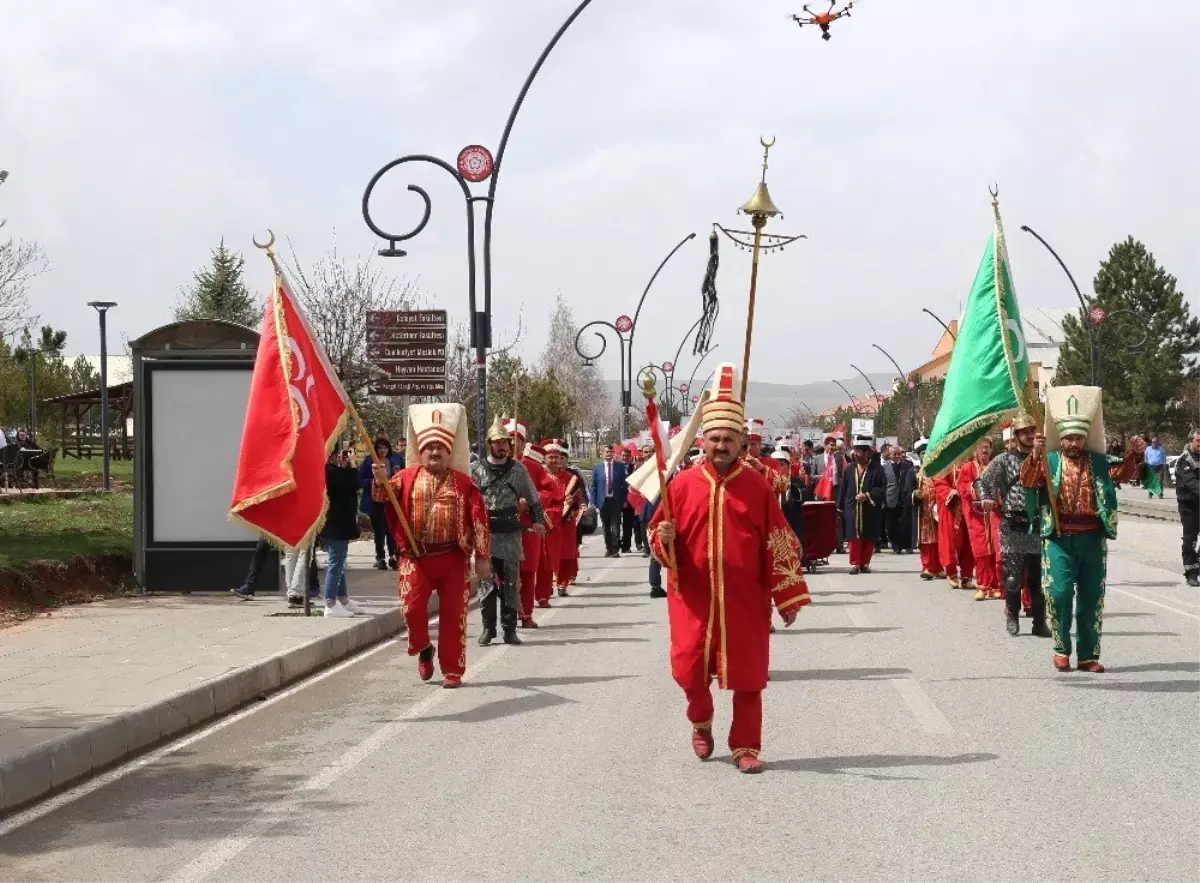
[[1168, 454, 1179, 487]]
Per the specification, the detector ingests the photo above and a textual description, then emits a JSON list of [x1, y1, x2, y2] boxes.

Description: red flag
[[229, 266, 351, 549]]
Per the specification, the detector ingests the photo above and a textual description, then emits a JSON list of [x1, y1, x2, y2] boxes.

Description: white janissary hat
[[745, 417, 765, 441], [770, 448, 790, 463], [406, 403, 471, 476], [852, 434, 874, 449], [1045, 385, 1105, 455], [701, 363, 745, 435], [505, 418, 528, 443]]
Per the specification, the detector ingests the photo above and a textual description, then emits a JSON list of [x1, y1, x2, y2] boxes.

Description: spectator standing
[[590, 444, 628, 557], [1176, 430, 1200, 587], [1144, 435, 1167, 498], [322, 446, 365, 618], [359, 437, 404, 570]]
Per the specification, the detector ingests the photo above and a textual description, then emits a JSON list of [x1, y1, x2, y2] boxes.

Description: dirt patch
[[0, 554, 136, 629]]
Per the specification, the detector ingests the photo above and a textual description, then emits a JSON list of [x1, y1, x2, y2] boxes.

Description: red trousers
[[399, 550, 470, 678], [557, 554, 579, 587], [519, 532, 542, 618], [919, 542, 944, 575], [848, 539, 874, 568], [685, 683, 763, 758], [973, 553, 1001, 591], [536, 526, 561, 603], [938, 517, 975, 580]]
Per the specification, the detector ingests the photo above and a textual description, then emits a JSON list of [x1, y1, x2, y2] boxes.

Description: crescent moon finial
[[252, 229, 276, 252], [760, 135, 776, 149]]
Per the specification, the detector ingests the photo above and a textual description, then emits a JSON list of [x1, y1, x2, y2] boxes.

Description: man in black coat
[[1177, 429, 1200, 586], [838, 435, 888, 574]]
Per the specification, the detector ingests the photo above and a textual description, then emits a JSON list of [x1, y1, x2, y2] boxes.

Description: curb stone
[[0, 607, 409, 814]]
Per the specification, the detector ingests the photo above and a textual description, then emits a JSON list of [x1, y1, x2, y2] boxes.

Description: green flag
[[922, 199, 1031, 478]]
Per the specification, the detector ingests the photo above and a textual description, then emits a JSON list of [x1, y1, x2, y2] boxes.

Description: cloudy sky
[[2, 0, 1197, 386]]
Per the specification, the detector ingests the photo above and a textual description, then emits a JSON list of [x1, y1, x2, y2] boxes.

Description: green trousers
[[1041, 531, 1107, 662]]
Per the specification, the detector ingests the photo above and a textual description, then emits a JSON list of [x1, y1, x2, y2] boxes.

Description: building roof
[[75, 355, 133, 385]]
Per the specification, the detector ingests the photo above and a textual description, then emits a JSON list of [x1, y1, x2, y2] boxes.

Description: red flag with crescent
[[229, 267, 351, 549]]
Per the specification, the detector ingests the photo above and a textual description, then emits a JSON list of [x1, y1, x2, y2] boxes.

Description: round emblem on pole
[[662, 361, 674, 373], [457, 145, 494, 183], [691, 395, 699, 403], [679, 383, 689, 393], [907, 380, 917, 390], [615, 315, 633, 334], [1088, 306, 1107, 327]]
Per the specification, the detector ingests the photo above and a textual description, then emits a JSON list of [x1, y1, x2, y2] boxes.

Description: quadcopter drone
[[791, 1, 854, 41]]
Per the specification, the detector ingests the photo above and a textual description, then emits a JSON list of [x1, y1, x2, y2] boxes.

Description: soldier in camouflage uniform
[[473, 415, 546, 646]]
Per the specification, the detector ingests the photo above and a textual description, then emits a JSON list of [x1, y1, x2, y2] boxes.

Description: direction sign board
[[366, 309, 448, 396]]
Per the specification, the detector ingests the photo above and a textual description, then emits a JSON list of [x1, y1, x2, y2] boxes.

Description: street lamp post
[[872, 342, 917, 443], [833, 379, 862, 416], [684, 344, 720, 404], [362, 1, 597, 455], [849, 363, 881, 406], [87, 301, 118, 490], [575, 232, 696, 441], [922, 308, 957, 341], [1019, 225, 1098, 386]]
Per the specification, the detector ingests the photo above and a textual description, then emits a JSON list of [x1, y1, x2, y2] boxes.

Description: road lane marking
[[0, 539, 610, 839], [169, 549, 620, 883], [842, 606, 955, 735], [1106, 587, 1200, 621], [888, 678, 955, 735]]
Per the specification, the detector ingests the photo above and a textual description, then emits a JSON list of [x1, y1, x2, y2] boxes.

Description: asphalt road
[[1, 524, 1197, 883]]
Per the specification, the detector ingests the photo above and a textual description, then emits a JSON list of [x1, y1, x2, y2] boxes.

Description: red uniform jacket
[[380, 466, 489, 560], [648, 459, 810, 692]]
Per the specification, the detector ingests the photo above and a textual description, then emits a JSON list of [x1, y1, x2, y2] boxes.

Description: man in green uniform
[[1020, 386, 1117, 673]]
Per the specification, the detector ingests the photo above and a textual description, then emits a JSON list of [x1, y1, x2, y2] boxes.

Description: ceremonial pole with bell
[[713, 137, 807, 402]]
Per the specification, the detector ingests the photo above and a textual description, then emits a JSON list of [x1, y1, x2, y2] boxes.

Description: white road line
[[846, 607, 873, 629], [0, 539, 610, 840], [169, 549, 619, 883], [1107, 586, 1200, 621], [842, 606, 955, 735], [889, 678, 955, 735]]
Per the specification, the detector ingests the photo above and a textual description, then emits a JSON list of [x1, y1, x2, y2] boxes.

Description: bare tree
[[0, 238, 49, 338], [539, 291, 611, 434], [284, 233, 423, 403]]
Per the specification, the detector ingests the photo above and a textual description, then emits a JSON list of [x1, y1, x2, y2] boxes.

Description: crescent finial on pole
[[252, 229, 277, 256]]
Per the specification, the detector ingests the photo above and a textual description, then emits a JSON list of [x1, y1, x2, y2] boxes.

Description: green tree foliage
[[874, 376, 945, 445], [173, 239, 259, 328], [1055, 237, 1199, 436], [484, 353, 576, 441], [0, 325, 90, 440]]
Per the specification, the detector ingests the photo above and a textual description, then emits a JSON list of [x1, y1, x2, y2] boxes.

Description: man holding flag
[[920, 189, 1049, 638]]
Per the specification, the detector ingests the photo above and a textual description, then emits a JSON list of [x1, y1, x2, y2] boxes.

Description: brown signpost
[[366, 309, 448, 396]]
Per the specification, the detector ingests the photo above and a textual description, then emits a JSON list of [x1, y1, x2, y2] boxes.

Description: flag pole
[[639, 372, 678, 586], [253, 232, 423, 560]]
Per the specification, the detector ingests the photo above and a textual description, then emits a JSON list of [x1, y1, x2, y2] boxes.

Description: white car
[[1168, 455, 1179, 487]]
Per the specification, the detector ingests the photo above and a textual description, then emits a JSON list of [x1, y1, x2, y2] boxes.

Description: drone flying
[[791, 1, 854, 41]]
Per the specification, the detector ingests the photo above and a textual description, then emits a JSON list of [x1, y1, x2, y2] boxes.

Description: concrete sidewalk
[[0, 540, 417, 813], [1117, 486, 1177, 522]]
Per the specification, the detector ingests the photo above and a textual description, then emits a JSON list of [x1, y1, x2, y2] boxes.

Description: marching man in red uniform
[[545, 439, 584, 594], [648, 364, 811, 774], [743, 417, 792, 495], [374, 404, 490, 688], [509, 422, 555, 628]]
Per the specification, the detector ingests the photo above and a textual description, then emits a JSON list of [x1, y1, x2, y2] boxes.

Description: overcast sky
[[2, 0, 1197, 386]]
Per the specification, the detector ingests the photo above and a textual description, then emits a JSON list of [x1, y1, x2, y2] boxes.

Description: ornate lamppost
[[361, 1, 597, 454]]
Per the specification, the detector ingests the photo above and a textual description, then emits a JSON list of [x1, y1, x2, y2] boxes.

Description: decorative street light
[[87, 301, 118, 490], [683, 344, 720, 407], [575, 232, 696, 440], [361, 1, 597, 454], [833, 379, 862, 416], [922, 307, 957, 341], [872, 342, 918, 442], [849, 363, 882, 406], [1019, 225, 1097, 386]]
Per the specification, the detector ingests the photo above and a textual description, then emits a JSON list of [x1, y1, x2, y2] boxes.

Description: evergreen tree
[[1055, 237, 1198, 435], [173, 239, 259, 327]]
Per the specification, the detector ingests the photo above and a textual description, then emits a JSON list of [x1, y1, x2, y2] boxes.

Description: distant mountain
[[602, 372, 895, 425]]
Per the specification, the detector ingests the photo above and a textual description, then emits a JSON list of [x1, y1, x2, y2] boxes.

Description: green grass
[[0, 493, 133, 568], [53, 457, 134, 487]]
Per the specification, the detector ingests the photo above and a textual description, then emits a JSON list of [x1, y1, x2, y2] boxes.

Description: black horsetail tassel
[[694, 229, 719, 356]]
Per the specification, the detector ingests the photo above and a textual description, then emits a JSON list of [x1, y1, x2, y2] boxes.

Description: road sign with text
[[366, 309, 448, 396]]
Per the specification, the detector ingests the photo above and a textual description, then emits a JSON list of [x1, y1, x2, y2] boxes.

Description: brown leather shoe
[[1077, 660, 1106, 673], [691, 727, 714, 760], [1053, 654, 1071, 672], [736, 753, 764, 774]]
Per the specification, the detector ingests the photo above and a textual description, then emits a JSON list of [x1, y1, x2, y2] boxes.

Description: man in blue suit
[[590, 443, 628, 557]]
